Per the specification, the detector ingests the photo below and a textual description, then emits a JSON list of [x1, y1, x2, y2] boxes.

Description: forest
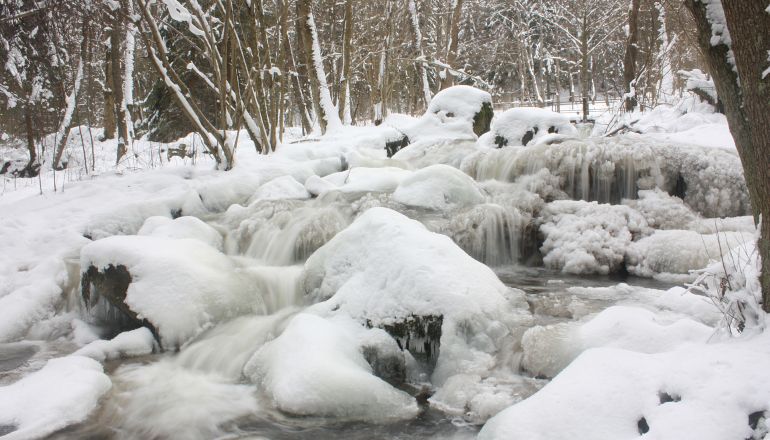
[[1, 0, 769, 439]]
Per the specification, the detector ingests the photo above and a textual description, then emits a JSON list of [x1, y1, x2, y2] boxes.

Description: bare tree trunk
[[685, 0, 770, 310], [440, 0, 463, 90], [21, 105, 39, 177], [103, 39, 116, 140], [338, 0, 353, 123], [623, 0, 641, 112], [278, 0, 312, 134], [409, 0, 431, 108], [579, 13, 590, 122], [53, 35, 85, 170], [110, 8, 129, 164], [297, 0, 341, 133]]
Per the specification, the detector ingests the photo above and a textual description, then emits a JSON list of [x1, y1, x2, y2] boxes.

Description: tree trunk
[[279, 0, 312, 134], [409, 0, 431, 108], [338, 0, 353, 123], [685, 0, 770, 310], [110, 9, 128, 164], [103, 37, 116, 140], [296, 0, 341, 133], [580, 13, 590, 122], [22, 105, 39, 177], [623, 0, 641, 112], [440, 0, 463, 90], [53, 36, 85, 170]]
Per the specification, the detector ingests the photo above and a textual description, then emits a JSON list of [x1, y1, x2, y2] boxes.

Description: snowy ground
[[0, 89, 766, 440]]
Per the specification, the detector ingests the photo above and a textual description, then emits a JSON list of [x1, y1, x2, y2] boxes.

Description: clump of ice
[[303, 207, 532, 386], [244, 313, 418, 421], [392, 164, 485, 210], [539, 200, 650, 274], [486, 107, 577, 148], [0, 355, 111, 439], [138, 215, 224, 251], [80, 235, 261, 348]]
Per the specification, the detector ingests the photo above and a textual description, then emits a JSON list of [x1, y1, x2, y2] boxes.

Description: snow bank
[[0, 355, 111, 439], [74, 327, 156, 362], [392, 164, 484, 210], [244, 313, 418, 421], [324, 167, 411, 193], [481, 330, 770, 440], [521, 306, 713, 378], [426, 85, 492, 125], [539, 200, 649, 274], [138, 215, 223, 251], [80, 235, 260, 348], [303, 207, 532, 385], [487, 107, 576, 148]]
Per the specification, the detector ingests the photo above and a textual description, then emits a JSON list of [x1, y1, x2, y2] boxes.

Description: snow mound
[[244, 313, 418, 421], [0, 355, 111, 439], [138, 215, 223, 251], [325, 167, 411, 193], [539, 200, 649, 274], [303, 207, 532, 385], [488, 107, 576, 147], [249, 175, 311, 202], [521, 306, 713, 378], [74, 327, 156, 362], [392, 164, 484, 210], [80, 235, 260, 348], [427, 85, 492, 123], [481, 330, 770, 440], [625, 230, 752, 278]]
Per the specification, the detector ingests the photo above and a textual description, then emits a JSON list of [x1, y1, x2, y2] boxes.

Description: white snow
[[74, 327, 156, 362], [539, 200, 649, 274], [0, 355, 111, 439], [249, 175, 312, 202], [487, 107, 576, 147], [245, 313, 418, 421], [80, 235, 261, 348], [392, 164, 484, 210], [138, 215, 224, 251]]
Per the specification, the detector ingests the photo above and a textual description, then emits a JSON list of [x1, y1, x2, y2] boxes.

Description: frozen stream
[[17, 264, 673, 440]]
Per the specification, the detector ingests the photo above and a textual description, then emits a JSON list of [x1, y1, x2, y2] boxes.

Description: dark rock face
[[385, 135, 410, 158], [472, 102, 494, 137], [372, 315, 443, 370], [81, 264, 160, 345]]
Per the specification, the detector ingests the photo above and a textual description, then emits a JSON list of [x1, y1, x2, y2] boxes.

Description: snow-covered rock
[[138, 215, 224, 251], [0, 355, 111, 439], [302, 207, 532, 386], [74, 327, 156, 362], [486, 107, 577, 148], [80, 235, 261, 348], [244, 313, 418, 421], [392, 164, 485, 210], [248, 175, 312, 203]]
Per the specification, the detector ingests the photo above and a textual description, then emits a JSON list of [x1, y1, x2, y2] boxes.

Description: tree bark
[[338, 0, 353, 123], [685, 0, 770, 310], [103, 34, 116, 140], [623, 0, 641, 112], [440, 0, 463, 90], [278, 0, 312, 134]]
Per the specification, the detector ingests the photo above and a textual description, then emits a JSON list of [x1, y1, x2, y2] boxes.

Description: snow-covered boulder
[[392, 164, 485, 210], [426, 85, 494, 137], [539, 200, 650, 274], [302, 207, 532, 386], [138, 215, 224, 251], [0, 355, 111, 440], [74, 328, 157, 362], [244, 313, 418, 421], [248, 175, 312, 203], [80, 235, 261, 348], [486, 107, 577, 148]]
